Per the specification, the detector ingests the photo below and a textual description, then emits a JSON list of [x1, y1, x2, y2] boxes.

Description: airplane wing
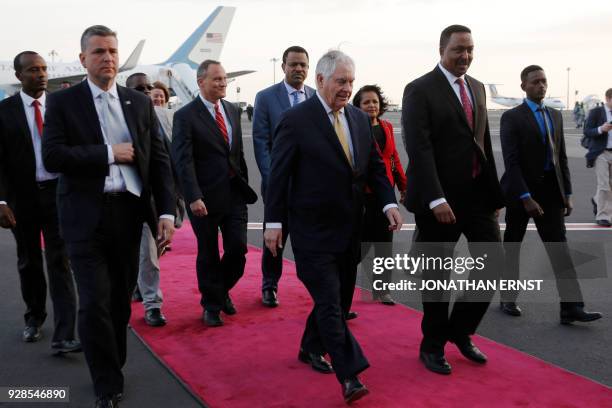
[[45, 40, 146, 91], [227, 70, 255, 79]]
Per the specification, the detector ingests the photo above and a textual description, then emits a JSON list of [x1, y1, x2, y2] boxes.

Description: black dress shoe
[[453, 339, 487, 364], [419, 350, 451, 374], [23, 326, 42, 342], [346, 311, 358, 320], [591, 198, 597, 216], [144, 308, 167, 327], [222, 296, 237, 315], [560, 306, 603, 325], [298, 349, 334, 374], [95, 394, 119, 407], [500, 301, 522, 316], [596, 219, 612, 227], [203, 311, 223, 327], [374, 293, 396, 305], [341, 377, 369, 404], [51, 339, 82, 354], [262, 289, 279, 307]]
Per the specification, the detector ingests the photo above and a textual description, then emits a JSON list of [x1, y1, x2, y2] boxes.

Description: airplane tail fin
[[487, 84, 499, 97], [119, 40, 145, 72], [161, 6, 236, 69]]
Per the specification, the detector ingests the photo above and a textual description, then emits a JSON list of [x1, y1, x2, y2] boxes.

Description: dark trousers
[[261, 212, 288, 292], [361, 193, 394, 296], [11, 180, 76, 342], [294, 246, 368, 383], [66, 193, 142, 397], [189, 186, 248, 312], [503, 175, 583, 307], [414, 181, 503, 353]]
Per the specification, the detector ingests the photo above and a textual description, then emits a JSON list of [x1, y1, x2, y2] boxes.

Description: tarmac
[[0, 109, 609, 407]]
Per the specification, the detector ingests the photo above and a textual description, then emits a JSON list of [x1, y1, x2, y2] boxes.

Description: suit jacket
[[172, 97, 257, 215], [401, 65, 503, 214], [253, 81, 316, 195], [264, 96, 396, 252], [583, 105, 611, 166], [0, 93, 42, 215], [41, 81, 175, 242], [500, 102, 571, 207]]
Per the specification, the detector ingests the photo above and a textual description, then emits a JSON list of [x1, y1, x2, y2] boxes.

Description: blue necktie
[[292, 90, 300, 107], [99, 92, 142, 196]]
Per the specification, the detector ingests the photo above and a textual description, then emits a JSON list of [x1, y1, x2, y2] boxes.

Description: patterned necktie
[[214, 102, 229, 144], [291, 90, 300, 107], [455, 78, 473, 130], [99, 92, 142, 196], [332, 111, 353, 166], [537, 107, 556, 170], [32, 100, 43, 137], [456, 78, 480, 177]]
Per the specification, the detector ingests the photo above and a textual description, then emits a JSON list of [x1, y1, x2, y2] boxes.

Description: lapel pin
[[125, 100, 131, 105]]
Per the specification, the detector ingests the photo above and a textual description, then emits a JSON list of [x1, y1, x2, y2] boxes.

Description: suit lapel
[[433, 66, 472, 131], [12, 94, 34, 149], [308, 97, 353, 169], [345, 105, 360, 168], [116, 86, 138, 145], [196, 98, 229, 151], [76, 81, 104, 144], [274, 82, 291, 111], [519, 102, 545, 143]]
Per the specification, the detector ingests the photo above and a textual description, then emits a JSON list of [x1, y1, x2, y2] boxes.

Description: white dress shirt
[[266, 94, 397, 229], [198, 94, 233, 146], [20, 90, 58, 182], [284, 81, 306, 106], [88, 79, 173, 221], [428, 63, 476, 210]]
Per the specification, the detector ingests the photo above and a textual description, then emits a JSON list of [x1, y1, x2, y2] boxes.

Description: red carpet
[[130, 226, 612, 407]]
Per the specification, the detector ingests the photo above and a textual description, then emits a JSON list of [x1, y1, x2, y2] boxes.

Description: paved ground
[[0, 110, 609, 407]]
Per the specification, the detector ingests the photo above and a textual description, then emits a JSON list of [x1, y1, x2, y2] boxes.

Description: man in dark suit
[[500, 65, 602, 324], [583, 88, 612, 226], [0, 51, 80, 352], [172, 59, 257, 328], [253, 45, 315, 307], [42, 26, 175, 408], [264, 50, 402, 404], [402, 25, 505, 375]]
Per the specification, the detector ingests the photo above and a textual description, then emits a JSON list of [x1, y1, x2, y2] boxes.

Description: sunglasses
[[134, 85, 153, 92]]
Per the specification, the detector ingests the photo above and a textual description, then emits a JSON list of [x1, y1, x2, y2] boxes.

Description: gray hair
[[197, 59, 221, 79], [80, 25, 117, 52], [315, 50, 355, 81]]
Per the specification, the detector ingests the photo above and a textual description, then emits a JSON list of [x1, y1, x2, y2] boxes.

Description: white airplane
[[0, 41, 145, 99], [0, 6, 254, 105], [487, 84, 566, 110]]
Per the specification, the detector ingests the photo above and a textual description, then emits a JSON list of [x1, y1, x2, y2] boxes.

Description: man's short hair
[[439, 25, 471, 49], [520, 65, 544, 82], [80, 25, 117, 52], [13, 51, 39, 73], [282, 46, 309, 64], [125, 72, 148, 88], [197, 59, 221, 79], [605, 88, 612, 99], [315, 50, 354, 81]]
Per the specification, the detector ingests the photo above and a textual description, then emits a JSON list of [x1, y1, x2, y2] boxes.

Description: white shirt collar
[[87, 78, 118, 100], [438, 62, 466, 85], [283, 80, 305, 95], [316, 91, 344, 115], [199, 93, 221, 110], [20, 90, 45, 107]]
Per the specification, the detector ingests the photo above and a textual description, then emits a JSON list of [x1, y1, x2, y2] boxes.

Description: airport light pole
[[270, 57, 279, 84], [566, 67, 570, 109]]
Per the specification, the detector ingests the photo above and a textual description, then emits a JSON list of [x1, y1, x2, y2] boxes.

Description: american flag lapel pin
[[125, 100, 131, 105]]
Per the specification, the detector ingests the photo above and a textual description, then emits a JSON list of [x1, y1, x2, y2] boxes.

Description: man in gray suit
[[253, 46, 315, 307]]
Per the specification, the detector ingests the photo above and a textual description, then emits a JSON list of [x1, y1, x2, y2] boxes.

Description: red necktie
[[214, 102, 229, 144], [456, 78, 480, 177], [32, 100, 43, 137]]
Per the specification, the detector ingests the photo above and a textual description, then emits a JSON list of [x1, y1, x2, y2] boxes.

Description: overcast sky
[[2, 0, 611, 107]]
